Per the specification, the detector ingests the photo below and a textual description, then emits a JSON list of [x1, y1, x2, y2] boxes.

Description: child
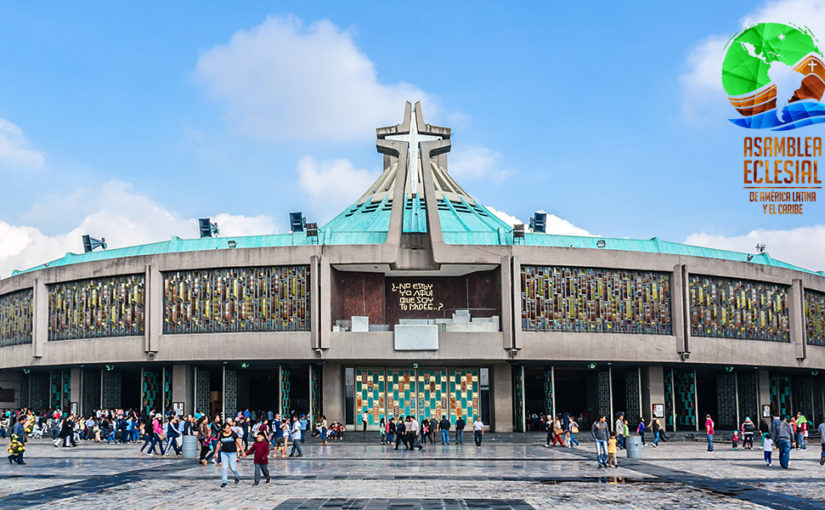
[[731, 430, 739, 450], [762, 435, 773, 466], [7, 434, 25, 464], [607, 432, 618, 468], [245, 432, 271, 486]]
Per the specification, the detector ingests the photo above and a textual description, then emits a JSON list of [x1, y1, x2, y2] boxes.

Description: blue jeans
[[595, 439, 608, 466], [570, 433, 579, 447], [707, 434, 713, 451], [796, 430, 806, 449], [290, 437, 303, 456], [777, 439, 791, 468], [220, 451, 239, 484], [388, 432, 394, 444], [456, 430, 464, 444], [140, 433, 160, 453], [653, 432, 660, 446], [441, 430, 450, 444], [474, 430, 482, 446]]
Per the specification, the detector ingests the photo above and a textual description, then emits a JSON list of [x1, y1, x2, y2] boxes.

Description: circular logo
[[723, 22, 825, 130]]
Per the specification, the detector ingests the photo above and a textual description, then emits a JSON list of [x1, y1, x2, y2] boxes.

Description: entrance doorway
[[121, 369, 140, 411], [240, 369, 280, 414], [696, 369, 719, 428], [553, 368, 598, 427]]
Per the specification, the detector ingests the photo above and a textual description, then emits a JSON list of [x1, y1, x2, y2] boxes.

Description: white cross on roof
[[385, 105, 442, 195]]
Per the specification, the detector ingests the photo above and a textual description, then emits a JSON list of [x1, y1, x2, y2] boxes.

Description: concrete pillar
[[172, 365, 192, 416], [145, 264, 162, 353], [758, 369, 771, 417], [32, 278, 47, 358], [310, 255, 320, 349], [643, 366, 665, 424], [672, 265, 687, 354], [790, 279, 805, 360], [319, 260, 332, 350], [500, 255, 513, 351], [511, 256, 522, 351], [70, 368, 82, 415], [492, 363, 513, 432], [322, 363, 344, 423]]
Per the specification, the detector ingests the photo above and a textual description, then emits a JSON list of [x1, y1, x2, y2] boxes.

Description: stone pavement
[[1, 437, 823, 509]]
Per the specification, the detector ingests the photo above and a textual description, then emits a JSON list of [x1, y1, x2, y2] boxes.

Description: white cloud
[[685, 225, 825, 272], [0, 181, 276, 278], [297, 156, 378, 221], [195, 16, 433, 142], [487, 206, 593, 236], [449, 145, 512, 181], [680, 0, 825, 122], [0, 119, 45, 170]]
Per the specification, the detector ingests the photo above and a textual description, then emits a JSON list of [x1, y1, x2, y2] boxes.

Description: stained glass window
[[520, 266, 672, 334], [163, 265, 310, 334], [0, 288, 33, 347], [805, 289, 825, 346], [49, 275, 145, 341], [689, 275, 789, 342]]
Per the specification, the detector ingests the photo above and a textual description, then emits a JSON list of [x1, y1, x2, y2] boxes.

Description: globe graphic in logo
[[723, 22, 825, 130]]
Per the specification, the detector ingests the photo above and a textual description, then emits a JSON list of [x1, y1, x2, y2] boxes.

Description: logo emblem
[[723, 22, 825, 130]]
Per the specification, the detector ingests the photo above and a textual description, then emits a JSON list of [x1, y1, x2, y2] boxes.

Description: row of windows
[[1, 266, 824, 344]]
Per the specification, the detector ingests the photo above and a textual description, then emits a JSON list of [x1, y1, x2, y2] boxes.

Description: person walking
[[361, 412, 368, 432], [218, 422, 243, 487], [763, 434, 774, 467], [439, 416, 450, 445], [289, 416, 303, 457], [568, 417, 580, 447], [650, 417, 660, 448], [164, 416, 182, 456], [387, 417, 396, 446], [472, 416, 484, 447], [614, 413, 625, 449], [591, 415, 609, 469], [818, 417, 825, 466], [773, 415, 794, 469], [795, 411, 808, 450], [379, 417, 386, 445], [607, 432, 618, 468], [741, 417, 755, 450], [455, 416, 465, 445], [394, 416, 406, 450], [704, 414, 715, 452], [299, 414, 308, 444], [409, 416, 422, 450], [245, 431, 271, 486], [271, 413, 286, 458], [637, 418, 647, 446], [198, 416, 213, 465]]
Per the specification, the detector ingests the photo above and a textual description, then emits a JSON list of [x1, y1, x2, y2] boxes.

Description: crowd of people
[[371, 414, 485, 449], [5, 405, 824, 482]]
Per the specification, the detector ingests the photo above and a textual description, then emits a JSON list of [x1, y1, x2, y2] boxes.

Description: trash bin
[[626, 435, 642, 459], [182, 435, 198, 459]]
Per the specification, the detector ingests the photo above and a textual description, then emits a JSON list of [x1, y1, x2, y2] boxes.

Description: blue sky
[[0, 0, 823, 276]]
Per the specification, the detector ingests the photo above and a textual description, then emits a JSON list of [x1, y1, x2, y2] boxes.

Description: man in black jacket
[[439, 416, 451, 445], [455, 417, 466, 445], [394, 418, 406, 450]]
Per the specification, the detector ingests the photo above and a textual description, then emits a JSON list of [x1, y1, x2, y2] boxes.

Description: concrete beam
[[492, 363, 513, 432], [500, 255, 513, 351], [673, 264, 687, 355], [322, 363, 344, 423], [146, 264, 162, 353], [790, 279, 805, 360], [171, 364, 192, 416], [310, 255, 320, 350], [70, 367, 81, 415], [32, 278, 47, 358], [643, 366, 665, 424], [511, 256, 521, 351], [758, 369, 771, 416]]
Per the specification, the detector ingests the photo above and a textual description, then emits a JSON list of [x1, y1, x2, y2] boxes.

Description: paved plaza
[[1, 437, 824, 509]]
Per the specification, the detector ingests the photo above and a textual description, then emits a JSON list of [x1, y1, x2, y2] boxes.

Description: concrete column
[[645, 366, 665, 424], [32, 278, 47, 358], [319, 260, 332, 350], [310, 255, 320, 349], [672, 265, 687, 354], [145, 264, 162, 353], [511, 256, 522, 351], [492, 363, 513, 432], [322, 363, 344, 423], [500, 255, 513, 351], [789, 279, 805, 360], [758, 369, 771, 416], [171, 365, 192, 416], [70, 368, 82, 415]]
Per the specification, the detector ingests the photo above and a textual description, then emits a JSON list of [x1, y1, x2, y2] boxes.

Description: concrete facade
[[1, 101, 824, 431]]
